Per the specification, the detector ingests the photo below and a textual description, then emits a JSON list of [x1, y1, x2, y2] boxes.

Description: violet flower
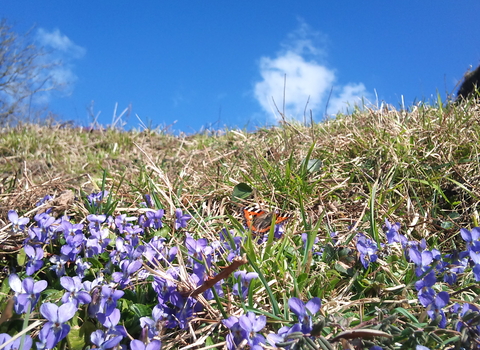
[[267, 323, 302, 349], [97, 308, 127, 337], [356, 234, 378, 268], [100, 286, 125, 316], [223, 315, 248, 350], [90, 330, 123, 350], [9, 274, 47, 314], [38, 302, 77, 349], [0, 332, 32, 350], [232, 270, 258, 298], [174, 209, 192, 229], [415, 271, 437, 307], [144, 209, 164, 230], [112, 259, 142, 288], [24, 245, 44, 275], [289, 297, 322, 334], [8, 210, 29, 233], [131, 339, 162, 350], [87, 214, 106, 233], [238, 312, 267, 348], [383, 218, 404, 244], [49, 254, 69, 277], [426, 291, 450, 328], [60, 276, 92, 307]]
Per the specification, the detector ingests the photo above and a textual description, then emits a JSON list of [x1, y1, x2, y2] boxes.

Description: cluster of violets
[[2, 191, 480, 350], [2, 192, 295, 350], [355, 220, 480, 344]]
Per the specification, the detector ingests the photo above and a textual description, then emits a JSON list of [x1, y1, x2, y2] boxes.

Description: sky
[[2, 1, 480, 133]]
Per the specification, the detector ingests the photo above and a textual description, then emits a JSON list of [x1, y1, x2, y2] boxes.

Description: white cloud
[[328, 83, 369, 115], [33, 28, 86, 103], [253, 21, 370, 122], [36, 28, 86, 58], [255, 52, 334, 118]]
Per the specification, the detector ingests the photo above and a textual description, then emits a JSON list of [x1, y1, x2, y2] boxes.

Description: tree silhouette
[[0, 19, 63, 125], [456, 64, 480, 102]]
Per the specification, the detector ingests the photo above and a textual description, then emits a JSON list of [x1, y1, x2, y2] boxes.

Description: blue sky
[[3, 1, 480, 132]]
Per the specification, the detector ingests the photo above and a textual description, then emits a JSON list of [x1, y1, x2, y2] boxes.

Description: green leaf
[[394, 307, 419, 323], [16, 249, 26, 267], [231, 183, 253, 202], [130, 303, 151, 317], [301, 158, 322, 173], [66, 321, 89, 350]]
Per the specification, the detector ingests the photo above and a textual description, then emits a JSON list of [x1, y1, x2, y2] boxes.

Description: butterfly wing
[[242, 207, 292, 235]]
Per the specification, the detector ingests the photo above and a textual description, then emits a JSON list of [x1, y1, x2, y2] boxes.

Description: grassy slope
[[1, 99, 480, 348]]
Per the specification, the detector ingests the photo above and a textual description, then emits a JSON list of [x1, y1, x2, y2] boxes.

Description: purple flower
[[24, 245, 44, 275], [415, 271, 437, 307], [114, 214, 137, 233], [131, 339, 162, 350], [9, 274, 47, 314], [61, 232, 85, 261], [144, 236, 167, 264], [8, 210, 30, 233], [49, 254, 69, 277], [97, 308, 127, 336], [38, 302, 77, 349], [469, 241, 480, 264], [416, 346, 430, 350], [85, 228, 111, 257], [267, 323, 302, 349], [36, 194, 53, 206], [125, 225, 144, 246], [0, 332, 32, 350], [169, 292, 195, 329], [144, 209, 164, 230], [140, 305, 169, 339], [87, 214, 107, 233], [185, 235, 212, 262], [75, 257, 91, 278], [141, 194, 154, 208], [112, 259, 142, 288], [426, 291, 449, 328], [152, 276, 176, 304], [301, 233, 319, 250], [60, 276, 92, 307], [289, 297, 322, 334], [383, 219, 404, 244], [223, 315, 248, 350], [174, 209, 192, 229], [90, 330, 123, 350], [219, 229, 243, 262], [453, 303, 480, 333], [33, 212, 56, 242], [57, 220, 84, 237], [87, 190, 109, 207], [100, 286, 125, 316], [460, 227, 480, 250], [356, 234, 378, 268], [238, 312, 266, 348], [409, 248, 435, 276], [233, 271, 258, 298], [473, 264, 480, 281]]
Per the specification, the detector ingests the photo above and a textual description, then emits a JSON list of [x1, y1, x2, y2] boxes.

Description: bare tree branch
[[0, 19, 63, 125]]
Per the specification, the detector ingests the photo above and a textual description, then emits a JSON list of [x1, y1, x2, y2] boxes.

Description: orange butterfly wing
[[242, 207, 292, 234]]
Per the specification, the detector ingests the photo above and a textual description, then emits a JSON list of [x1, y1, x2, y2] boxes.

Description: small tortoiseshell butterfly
[[242, 206, 292, 235]]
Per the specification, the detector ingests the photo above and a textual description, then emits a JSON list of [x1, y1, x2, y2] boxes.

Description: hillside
[[1, 100, 480, 349]]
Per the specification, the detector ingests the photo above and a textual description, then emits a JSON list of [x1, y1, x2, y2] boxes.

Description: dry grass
[[1, 101, 480, 247]]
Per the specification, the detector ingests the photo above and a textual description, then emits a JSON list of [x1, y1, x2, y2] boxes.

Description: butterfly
[[242, 206, 292, 235]]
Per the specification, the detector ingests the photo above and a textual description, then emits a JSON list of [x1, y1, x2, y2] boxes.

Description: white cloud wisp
[[253, 22, 370, 122], [33, 28, 86, 104]]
